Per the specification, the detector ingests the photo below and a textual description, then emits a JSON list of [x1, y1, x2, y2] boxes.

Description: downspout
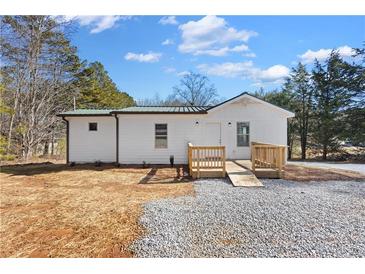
[[61, 116, 69, 164], [114, 114, 119, 165]]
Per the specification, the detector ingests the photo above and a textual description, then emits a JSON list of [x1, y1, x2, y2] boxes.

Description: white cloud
[[256, 65, 290, 82], [177, 71, 190, 77], [198, 61, 254, 78], [299, 45, 356, 64], [124, 52, 162, 63], [191, 44, 250, 57], [230, 44, 249, 52], [178, 16, 257, 56], [163, 67, 190, 77], [63, 16, 132, 33], [198, 61, 289, 84], [162, 39, 174, 46], [159, 16, 178, 25], [243, 52, 256, 58]]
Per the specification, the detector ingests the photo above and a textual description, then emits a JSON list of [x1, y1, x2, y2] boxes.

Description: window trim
[[155, 123, 168, 149], [237, 122, 250, 147], [89, 122, 98, 131]]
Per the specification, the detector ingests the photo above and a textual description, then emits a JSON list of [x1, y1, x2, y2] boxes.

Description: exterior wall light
[[228, 122, 232, 126], [195, 121, 199, 125]]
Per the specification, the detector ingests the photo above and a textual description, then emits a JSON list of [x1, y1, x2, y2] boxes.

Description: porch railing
[[188, 143, 226, 178], [251, 142, 286, 177]]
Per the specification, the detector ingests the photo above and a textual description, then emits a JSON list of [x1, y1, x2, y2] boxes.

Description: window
[[237, 122, 249, 147], [89, 122, 98, 131], [155, 124, 167, 148]]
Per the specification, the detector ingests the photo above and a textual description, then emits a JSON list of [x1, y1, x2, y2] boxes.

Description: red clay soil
[[0, 163, 193, 258], [283, 164, 365, 182]]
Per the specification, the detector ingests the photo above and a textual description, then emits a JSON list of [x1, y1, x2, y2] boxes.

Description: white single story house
[[58, 92, 294, 164]]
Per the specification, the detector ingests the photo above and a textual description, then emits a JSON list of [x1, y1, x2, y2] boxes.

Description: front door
[[204, 122, 221, 146]]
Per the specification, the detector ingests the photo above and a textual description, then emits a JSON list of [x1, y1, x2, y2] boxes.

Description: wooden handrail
[[251, 142, 286, 178], [188, 142, 226, 178], [251, 141, 287, 148]]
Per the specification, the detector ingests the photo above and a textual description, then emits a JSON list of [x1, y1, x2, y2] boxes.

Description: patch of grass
[[0, 163, 194, 257]]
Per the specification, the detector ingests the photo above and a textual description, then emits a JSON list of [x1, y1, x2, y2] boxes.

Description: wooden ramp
[[226, 161, 263, 187]]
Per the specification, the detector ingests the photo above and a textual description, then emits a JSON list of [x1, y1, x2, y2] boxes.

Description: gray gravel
[[131, 179, 365, 257], [287, 161, 365, 174]]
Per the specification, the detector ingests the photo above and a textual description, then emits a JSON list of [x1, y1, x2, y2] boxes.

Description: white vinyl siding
[[68, 117, 115, 163], [67, 95, 291, 164]]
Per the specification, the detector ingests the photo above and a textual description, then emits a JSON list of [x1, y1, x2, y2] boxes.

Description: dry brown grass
[[283, 164, 365, 182], [0, 163, 193, 258]]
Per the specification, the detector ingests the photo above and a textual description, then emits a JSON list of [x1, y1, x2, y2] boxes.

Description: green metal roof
[[112, 106, 210, 113], [57, 109, 117, 116], [57, 92, 295, 117], [58, 106, 210, 116]]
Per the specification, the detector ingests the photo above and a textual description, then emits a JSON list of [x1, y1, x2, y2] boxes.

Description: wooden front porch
[[188, 142, 286, 180], [188, 143, 226, 179]]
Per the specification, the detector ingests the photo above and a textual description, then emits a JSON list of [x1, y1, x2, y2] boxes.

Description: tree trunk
[[7, 114, 15, 152], [7, 86, 21, 153], [322, 144, 327, 160], [24, 145, 33, 161], [288, 145, 292, 160], [51, 132, 54, 156], [301, 141, 306, 160], [43, 141, 49, 156]]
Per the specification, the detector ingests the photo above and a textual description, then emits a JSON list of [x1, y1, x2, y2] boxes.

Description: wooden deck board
[[234, 160, 281, 178], [226, 161, 263, 187]]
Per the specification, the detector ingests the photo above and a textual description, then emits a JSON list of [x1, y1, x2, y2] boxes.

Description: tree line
[[255, 50, 364, 160], [0, 16, 135, 160]]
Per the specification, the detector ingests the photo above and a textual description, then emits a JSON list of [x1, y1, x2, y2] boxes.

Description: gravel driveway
[[131, 179, 365, 257], [287, 161, 365, 174]]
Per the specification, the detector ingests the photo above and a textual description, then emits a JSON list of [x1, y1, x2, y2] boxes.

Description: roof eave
[[57, 113, 113, 117], [110, 111, 208, 114], [207, 92, 295, 117]]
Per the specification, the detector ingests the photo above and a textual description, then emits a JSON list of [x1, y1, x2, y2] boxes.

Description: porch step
[[191, 168, 225, 179], [226, 161, 263, 187]]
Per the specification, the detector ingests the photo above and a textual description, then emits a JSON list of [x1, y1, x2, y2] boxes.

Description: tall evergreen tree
[[261, 86, 298, 159], [75, 62, 135, 109], [312, 51, 358, 159], [290, 63, 313, 159], [340, 46, 365, 146]]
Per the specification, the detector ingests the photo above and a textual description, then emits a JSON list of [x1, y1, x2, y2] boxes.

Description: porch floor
[[234, 160, 283, 178], [226, 161, 263, 187]]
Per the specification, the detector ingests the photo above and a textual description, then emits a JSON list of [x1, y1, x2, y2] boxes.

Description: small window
[[89, 122, 98, 131], [237, 122, 249, 147], [155, 124, 167, 148]]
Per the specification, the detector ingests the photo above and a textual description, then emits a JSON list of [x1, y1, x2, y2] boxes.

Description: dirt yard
[[1, 161, 364, 258], [0, 163, 193, 258], [283, 164, 365, 181]]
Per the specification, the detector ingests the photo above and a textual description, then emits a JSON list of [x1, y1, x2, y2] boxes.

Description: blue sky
[[69, 16, 364, 101]]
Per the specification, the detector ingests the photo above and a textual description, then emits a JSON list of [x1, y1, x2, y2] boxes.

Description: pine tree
[[312, 51, 357, 159], [290, 63, 313, 159], [340, 46, 365, 146], [262, 86, 298, 159], [75, 62, 135, 109]]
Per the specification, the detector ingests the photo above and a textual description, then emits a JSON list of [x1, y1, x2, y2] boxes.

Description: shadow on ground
[[0, 162, 192, 184]]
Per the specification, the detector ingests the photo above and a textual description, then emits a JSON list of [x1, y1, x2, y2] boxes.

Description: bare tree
[[172, 72, 218, 106], [1, 16, 80, 160], [137, 92, 184, 106]]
